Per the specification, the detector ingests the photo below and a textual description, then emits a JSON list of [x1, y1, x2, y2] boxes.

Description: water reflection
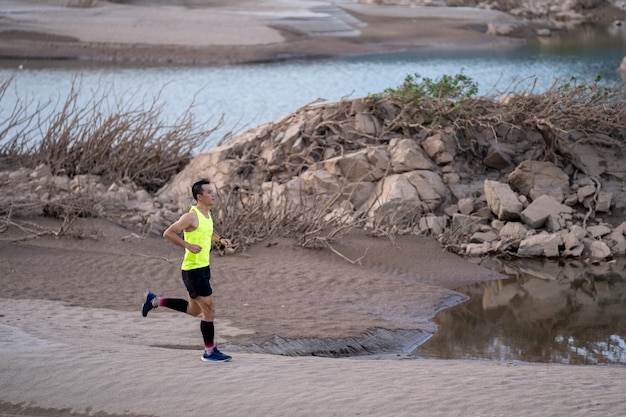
[[413, 259, 626, 365]]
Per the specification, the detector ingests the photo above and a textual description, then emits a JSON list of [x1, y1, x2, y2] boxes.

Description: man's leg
[[196, 295, 231, 362], [158, 297, 189, 312], [196, 295, 216, 351], [141, 291, 189, 317]]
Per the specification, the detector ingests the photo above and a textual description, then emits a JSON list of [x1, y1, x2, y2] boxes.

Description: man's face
[[199, 183, 216, 206]]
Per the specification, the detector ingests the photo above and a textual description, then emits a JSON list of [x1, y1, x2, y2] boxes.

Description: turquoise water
[[1, 38, 624, 150]]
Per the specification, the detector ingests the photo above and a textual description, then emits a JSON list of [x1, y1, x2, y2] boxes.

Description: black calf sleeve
[[163, 298, 188, 313], [200, 320, 215, 346]]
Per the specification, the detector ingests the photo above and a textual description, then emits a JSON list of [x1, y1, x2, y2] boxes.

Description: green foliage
[[558, 74, 612, 98], [373, 71, 479, 104]]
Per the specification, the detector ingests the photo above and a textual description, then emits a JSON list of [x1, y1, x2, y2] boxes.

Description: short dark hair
[[191, 179, 211, 202]]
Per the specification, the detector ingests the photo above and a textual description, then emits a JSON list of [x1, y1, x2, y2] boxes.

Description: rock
[[362, 174, 424, 221], [324, 149, 385, 182], [354, 113, 382, 136], [545, 214, 566, 232], [262, 178, 306, 209], [484, 179, 523, 220], [486, 22, 528, 36], [560, 133, 625, 178], [421, 133, 455, 166], [563, 229, 581, 251], [342, 181, 376, 209], [536, 28, 552, 36], [562, 245, 584, 257], [587, 224, 612, 239], [389, 138, 435, 173], [465, 242, 492, 257], [444, 204, 459, 217], [483, 145, 514, 170], [520, 195, 573, 229], [470, 231, 498, 243], [443, 172, 460, 185], [508, 160, 570, 197], [421, 133, 446, 157], [475, 206, 495, 220], [457, 197, 474, 215], [606, 228, 626, 256], [518, 233, 562, 258], [577, 184, 596, 202], [529, 184, 564, 203], [452, 213, 486, 235], [260, 145, 284, 167], [596, 191, 613, 212], [30, 164, 52, 179], [588, 241, 612, 260], [418, 215, 446, 235], [498, 221, 528, 240], [563, 193, 579, 206], [408, 170, 448, 211], [299, 169, 342, 196]]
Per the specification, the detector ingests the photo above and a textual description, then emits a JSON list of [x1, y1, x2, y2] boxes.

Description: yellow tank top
[[181, 206, 213, 271]]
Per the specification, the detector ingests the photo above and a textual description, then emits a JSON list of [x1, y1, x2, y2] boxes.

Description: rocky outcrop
[[360, 0, 626, 23], [359, 0, 626, 38], [3, 94, 625, 264], [154, 95, 625, 263]]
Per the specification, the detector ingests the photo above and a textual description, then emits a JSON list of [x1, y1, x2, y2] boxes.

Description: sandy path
[[1, 299, 625, 417], [1, 218, 625, 416]]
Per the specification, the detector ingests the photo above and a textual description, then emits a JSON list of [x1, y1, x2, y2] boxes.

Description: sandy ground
[[1, 215, 625, 417], [0, 0, 527, 65], [1, 1, 626, 416]]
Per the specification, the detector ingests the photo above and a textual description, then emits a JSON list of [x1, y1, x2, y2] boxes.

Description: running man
[[142, 178, 232, 362]]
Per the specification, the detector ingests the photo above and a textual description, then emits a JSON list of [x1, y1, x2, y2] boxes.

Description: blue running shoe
[[142, 291, 157, 317], [201, 347, 232, 362]]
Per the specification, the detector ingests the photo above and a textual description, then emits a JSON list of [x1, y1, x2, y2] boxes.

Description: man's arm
[[163, 212, 202, 254]]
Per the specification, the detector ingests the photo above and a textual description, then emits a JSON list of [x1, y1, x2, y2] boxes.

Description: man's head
[[191, 179, 213, 202]]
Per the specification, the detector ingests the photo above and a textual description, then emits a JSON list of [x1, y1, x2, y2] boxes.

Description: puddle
[[412, 259, 626, 365]]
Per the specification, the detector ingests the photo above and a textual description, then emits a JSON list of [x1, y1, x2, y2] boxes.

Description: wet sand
[[0, 0, 526, 65]]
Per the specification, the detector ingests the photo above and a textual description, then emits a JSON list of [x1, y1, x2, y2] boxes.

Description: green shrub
[[373, 71, 478, 104]]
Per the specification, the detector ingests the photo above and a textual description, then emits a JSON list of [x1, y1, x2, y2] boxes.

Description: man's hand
[[218, 238, 232, 248], [187, 243, 202, 254]]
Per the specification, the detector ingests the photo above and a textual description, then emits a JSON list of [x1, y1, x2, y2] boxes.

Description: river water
[[1, 30, 625, 365], [413, 259, 626, 365], [1, 30, 625, 150]]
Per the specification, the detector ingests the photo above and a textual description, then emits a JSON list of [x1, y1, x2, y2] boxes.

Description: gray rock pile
[[157, 96, 626, 262], [358, 0, 626, 30], [360, 0, 625, 18], [0, 164, 180, 236], [2, 95, 625, 263]]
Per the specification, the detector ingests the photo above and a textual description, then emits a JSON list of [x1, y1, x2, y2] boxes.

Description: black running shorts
[[181, 266, 213, 298]]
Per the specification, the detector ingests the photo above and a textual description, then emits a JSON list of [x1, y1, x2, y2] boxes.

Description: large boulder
[[361, 170, 447, 221], [559, 132, 625, 178], [389, 138, 435, 173], [484, 179, 524, 220], [421, 132, 455, 166], [508, 160, 570, 198], [323, 148, 388, 182], [518, 233, 562, 258], [520, 194, 573, 229]]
